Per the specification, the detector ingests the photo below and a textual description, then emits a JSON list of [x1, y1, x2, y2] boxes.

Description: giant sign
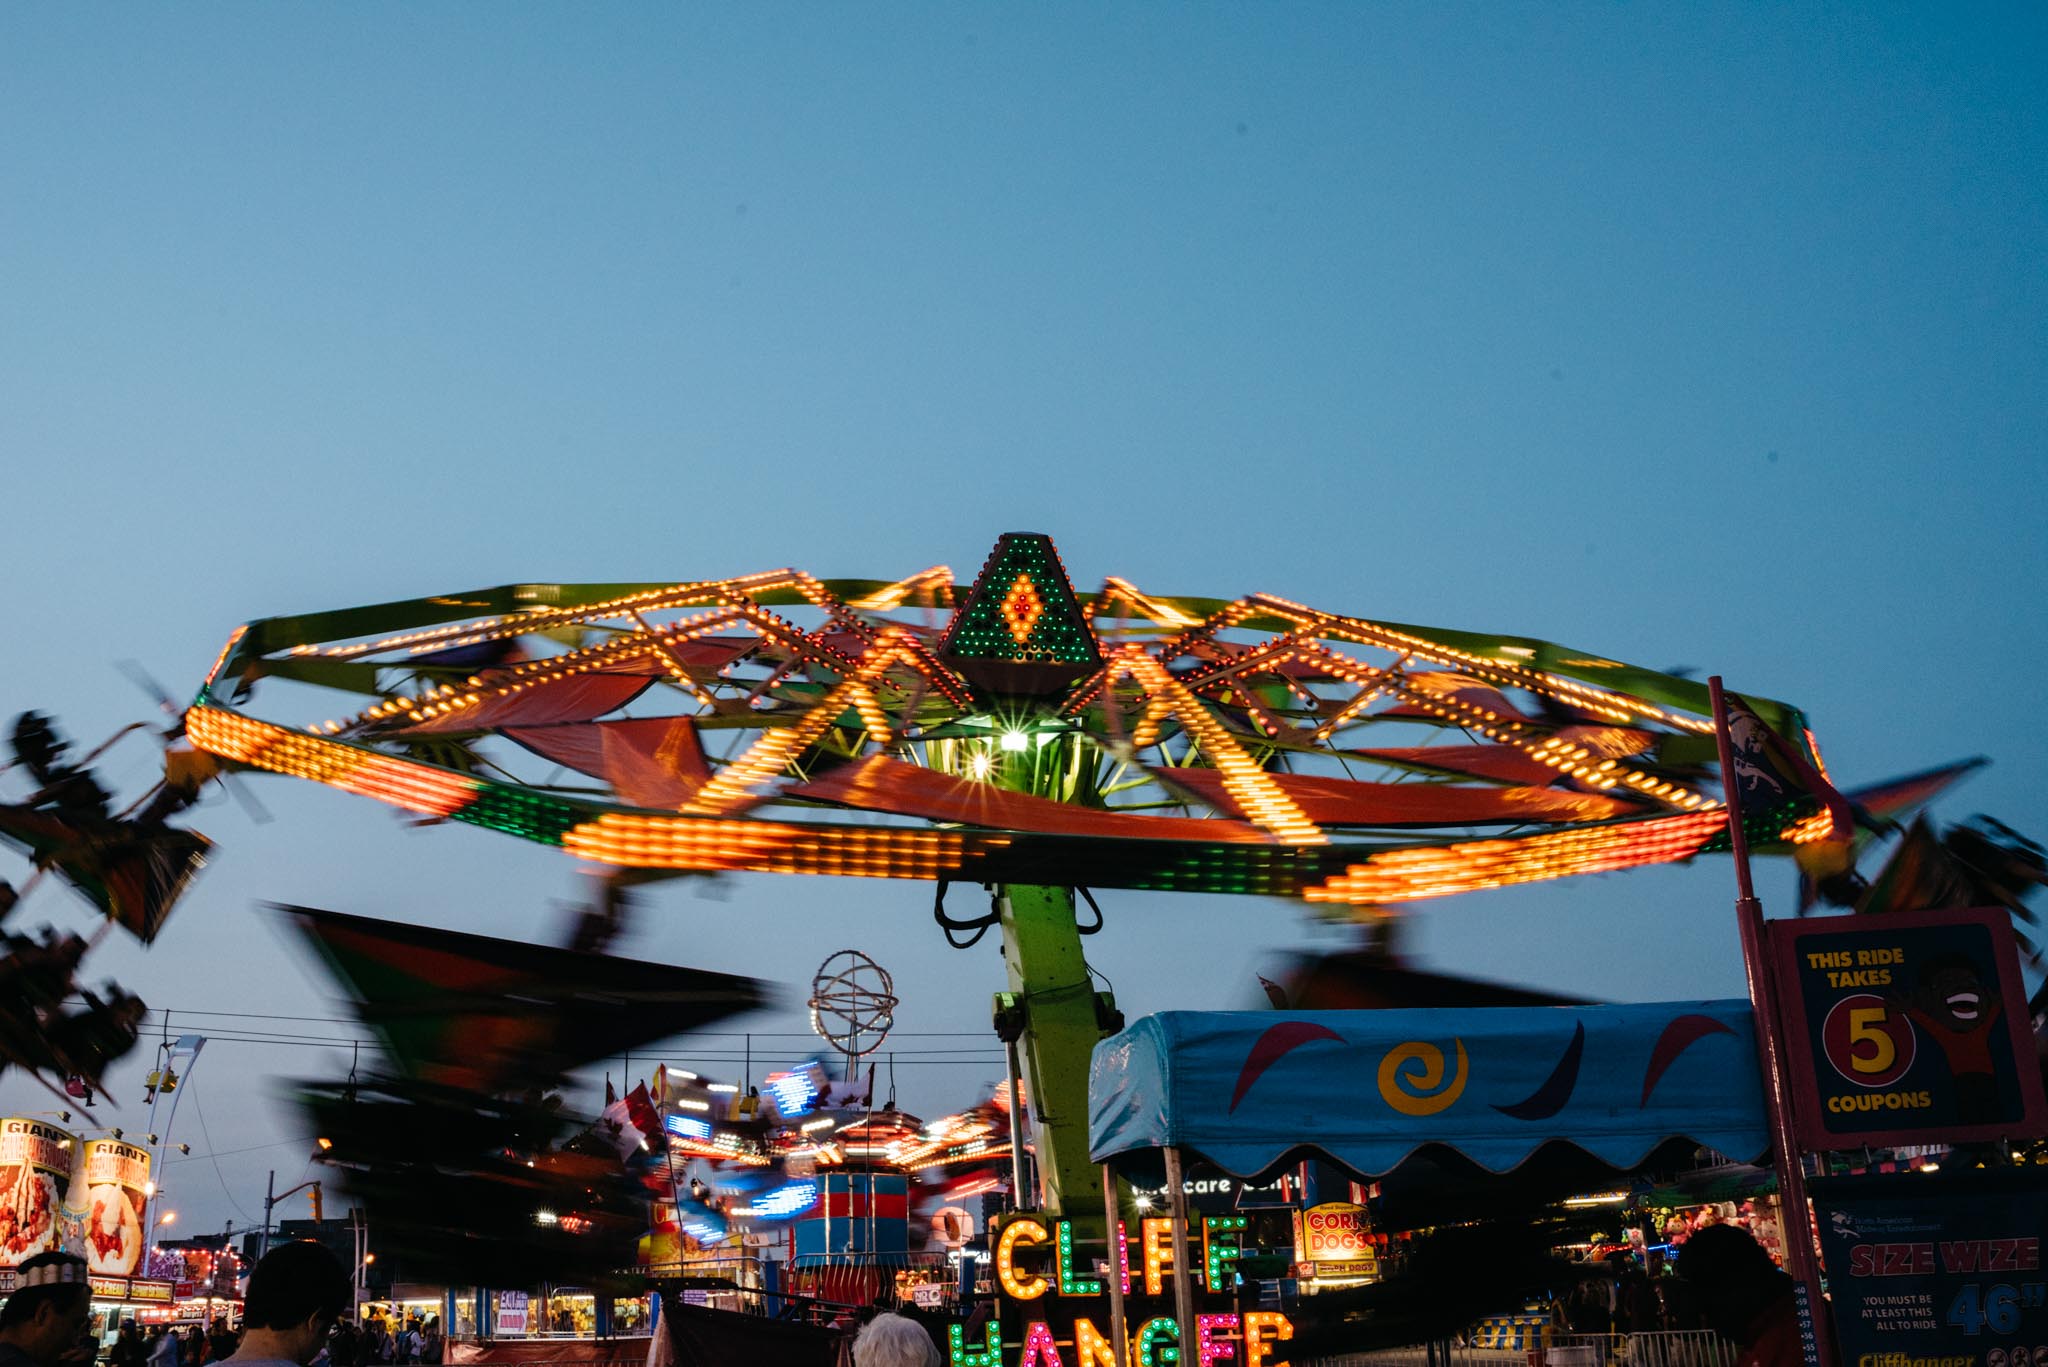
[[0, 1118, 76, 1267], [77, 1138, 151, 1275], [1768, 908, 2048, 1150]]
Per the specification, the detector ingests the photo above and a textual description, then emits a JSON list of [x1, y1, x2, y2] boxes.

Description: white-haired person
[[849, 1313, 939, 1367]]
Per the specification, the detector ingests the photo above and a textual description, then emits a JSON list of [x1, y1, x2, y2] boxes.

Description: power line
[[96, 1032, 1004, 1061], [118, 1003, 999, 1040], [188, 1085, 255, 1223], [162, 1136, 322, 1165], [138, 1007, 368, 1026]]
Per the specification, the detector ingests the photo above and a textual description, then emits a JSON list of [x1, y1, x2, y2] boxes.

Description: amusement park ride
[[150, 532, 1974, 1236]]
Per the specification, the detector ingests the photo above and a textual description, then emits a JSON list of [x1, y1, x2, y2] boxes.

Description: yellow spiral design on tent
[[1376, 1038, 1469, 1116]]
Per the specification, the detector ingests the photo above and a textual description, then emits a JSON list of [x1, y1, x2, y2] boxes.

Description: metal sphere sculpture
[[807, 949, 896, 1070]]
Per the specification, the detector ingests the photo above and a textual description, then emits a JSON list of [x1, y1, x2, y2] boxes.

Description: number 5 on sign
[[1847, 1007, 1895, 1074], [1820, 993, 1915, 1087]]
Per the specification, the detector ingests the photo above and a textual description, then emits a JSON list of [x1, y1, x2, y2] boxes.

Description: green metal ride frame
[[997, 883, 1115, 1225]]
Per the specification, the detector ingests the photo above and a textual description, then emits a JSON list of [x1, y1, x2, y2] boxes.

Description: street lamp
[[153, 1209, 178, 1246], [350, 1212, 373, 1315]]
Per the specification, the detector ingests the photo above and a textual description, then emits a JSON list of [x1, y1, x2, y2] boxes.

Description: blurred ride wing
[[280, 903, 771, 1092]]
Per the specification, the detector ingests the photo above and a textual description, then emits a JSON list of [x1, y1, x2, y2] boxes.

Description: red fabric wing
[[505, 716, 711, 808], [398, 673, 653, 734], [1158, 767, 1639, 826], [1379, 671, 1527, 721], [1345, 744, 1560, 786], [1349, 727, 1652, 786]]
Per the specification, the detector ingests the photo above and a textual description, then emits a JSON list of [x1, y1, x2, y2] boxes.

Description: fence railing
[[1309, 1328, 1737, 1367]]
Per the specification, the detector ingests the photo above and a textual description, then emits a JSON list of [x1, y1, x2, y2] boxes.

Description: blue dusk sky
[[2, 6, 2043, 1238]]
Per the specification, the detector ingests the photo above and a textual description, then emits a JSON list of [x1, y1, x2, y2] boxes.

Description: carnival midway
[[4, 533, 2046, 1367]]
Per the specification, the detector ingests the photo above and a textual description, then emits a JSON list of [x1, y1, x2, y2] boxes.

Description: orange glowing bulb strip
[[1366, 670, 1715, 812], [562, 813, 978, 877], [186, 707, 476, 819], [780, 568, 880, 642], [311, 568, 820, 663], [1167, 635, 1336, 734], [1780, 811, 1840, 845], [1104, 649, 1324, 845], [890, 635, 978, 711], [1311, 650, 1414, 741], [1065, 598, 1263, 714], [682, 633, 926, 815], [847, 565, 954, 612], [360, 608, 749, 728], [1303, 809, 1727, 904], [202, 626, 249, 689], [631, 609, 722, 708], [1087, 577, 1204, 630], [1250, 595, 1714, 735], [707, 595, 863, 676]]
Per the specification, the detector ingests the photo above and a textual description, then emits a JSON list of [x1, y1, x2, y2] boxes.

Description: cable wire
[[188, 1085, 255, 1222]]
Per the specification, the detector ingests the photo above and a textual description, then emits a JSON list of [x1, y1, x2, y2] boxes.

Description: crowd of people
[[0, 1242, 397, 1367], [94, 1305, 439, 1367], [1, 1220, 1806, 1367], [1547, 1226, 1803, 1366], [321, 1314, 441, 1367]]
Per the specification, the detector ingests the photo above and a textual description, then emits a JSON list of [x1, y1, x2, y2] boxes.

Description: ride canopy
[[1088, 1000, 1767, 1180]]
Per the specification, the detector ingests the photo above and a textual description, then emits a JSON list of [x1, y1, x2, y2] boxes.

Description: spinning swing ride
[[173, 532, 1966, 1221]]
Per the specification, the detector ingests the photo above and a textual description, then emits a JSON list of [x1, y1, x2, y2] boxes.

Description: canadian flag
[[819, 1064, 874, 1110], [599, 1082, 658, 1159]]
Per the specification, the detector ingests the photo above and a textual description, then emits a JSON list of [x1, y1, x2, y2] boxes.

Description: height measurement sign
[[1814, 1174, 2048, 1366], [1767, 908, 2048, 1150]]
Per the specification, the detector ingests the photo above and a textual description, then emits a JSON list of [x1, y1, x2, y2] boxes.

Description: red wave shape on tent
[[1229, 1020, 1345, 1113], [1640, 1014, 1737, 1106]]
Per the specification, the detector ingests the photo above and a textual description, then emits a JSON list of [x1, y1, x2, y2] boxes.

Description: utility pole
[[259, 1171, 324, 1259], [350, 1207, 372, 1320]]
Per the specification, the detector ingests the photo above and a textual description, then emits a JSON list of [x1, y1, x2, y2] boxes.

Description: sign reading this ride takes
[[1767, 908, 2048, 1150]]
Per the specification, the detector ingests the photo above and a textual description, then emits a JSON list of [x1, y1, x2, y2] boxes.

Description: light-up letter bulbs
[[1073, 1320, 1119, 1367], [1141, 1217, 1177, 1295], [1203, 1216, 1246, 1292], [1056, 1219, 1103, 1296], [997, 1217, 1050, 1300], [1018, 1322, 1063, 1367], [1243, 1312, 1293, 1367], [1136, 1318, 1180, 1367], [949, 1323, 1002, 1367], [1195, 1316, 1238, 1367]]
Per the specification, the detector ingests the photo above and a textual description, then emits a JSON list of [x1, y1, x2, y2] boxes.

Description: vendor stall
[[1089, 999, 1769, 1361]]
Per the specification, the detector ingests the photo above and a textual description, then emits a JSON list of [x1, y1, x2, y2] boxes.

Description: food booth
[[1087, 998, 1770, 1362]]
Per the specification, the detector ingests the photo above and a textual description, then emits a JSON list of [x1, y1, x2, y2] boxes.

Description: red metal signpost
[[1710, 674, 1835, 1367]]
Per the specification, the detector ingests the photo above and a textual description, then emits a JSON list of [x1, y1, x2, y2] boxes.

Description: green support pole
[[996, 882, 1112, 1227]]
